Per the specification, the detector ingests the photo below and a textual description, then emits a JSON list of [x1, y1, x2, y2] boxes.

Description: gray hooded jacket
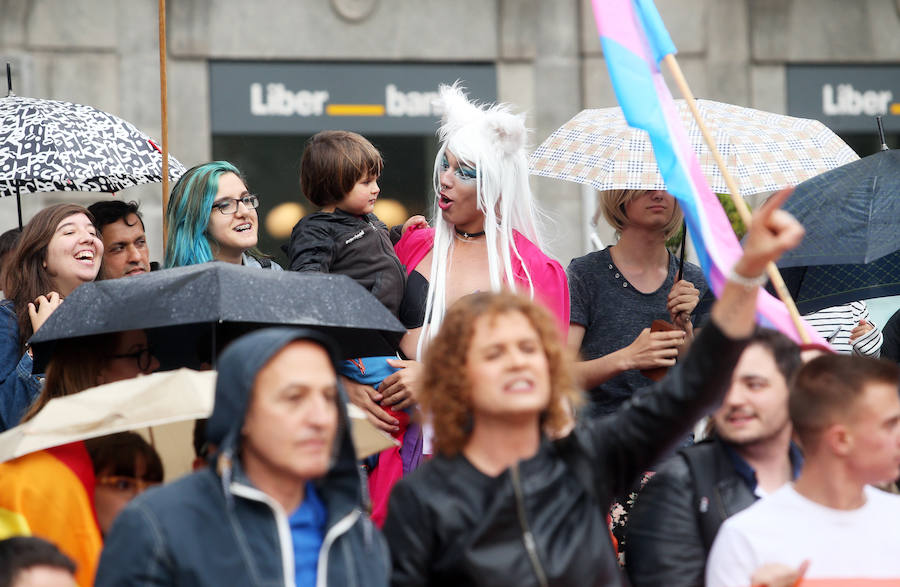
[[95, 327, 390, 587]]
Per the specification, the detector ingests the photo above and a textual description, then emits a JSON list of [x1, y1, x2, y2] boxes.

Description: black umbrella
[[29, 263, 406, 370]]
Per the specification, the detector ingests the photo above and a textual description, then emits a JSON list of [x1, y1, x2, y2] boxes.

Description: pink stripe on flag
[[592, 0, 652, 62], [592, 0, 829, 347]]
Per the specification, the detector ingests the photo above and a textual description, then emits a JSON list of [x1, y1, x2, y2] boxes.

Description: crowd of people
[[0, 83, 899, 587]]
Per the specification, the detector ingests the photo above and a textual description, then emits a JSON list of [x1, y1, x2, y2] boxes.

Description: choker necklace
[[454, 227, 485, 239]]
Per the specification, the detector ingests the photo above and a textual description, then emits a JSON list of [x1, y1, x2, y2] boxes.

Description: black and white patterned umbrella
[[0, 94, 185, 198]]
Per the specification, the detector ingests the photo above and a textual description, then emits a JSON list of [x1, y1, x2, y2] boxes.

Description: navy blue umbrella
[[778, 150, 900, 267], [770, 150, 900, 313], [774, 253, 900, 314]]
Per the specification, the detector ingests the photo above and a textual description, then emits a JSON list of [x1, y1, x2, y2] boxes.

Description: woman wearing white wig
[[394, 83, 569, 364], [341, 84, 568, 524]]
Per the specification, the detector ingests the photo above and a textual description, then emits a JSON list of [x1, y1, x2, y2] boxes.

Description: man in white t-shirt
[[706, 354, 900, 587]]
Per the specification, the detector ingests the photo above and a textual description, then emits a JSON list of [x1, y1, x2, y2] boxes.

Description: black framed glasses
[[212, 194, 260, 215], [111, 347, 154, 371]]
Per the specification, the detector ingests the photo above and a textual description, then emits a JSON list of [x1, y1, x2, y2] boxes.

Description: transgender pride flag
[[591, 0, 824, 345]]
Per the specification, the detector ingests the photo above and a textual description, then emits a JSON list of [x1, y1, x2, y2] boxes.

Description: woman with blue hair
[[164, 161, 282, 269]]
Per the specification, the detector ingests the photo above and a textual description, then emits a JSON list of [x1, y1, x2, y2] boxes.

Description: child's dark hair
[[85, 431, 164, 482], [0, 536, 76, 585], [300, 130, 383, 207]]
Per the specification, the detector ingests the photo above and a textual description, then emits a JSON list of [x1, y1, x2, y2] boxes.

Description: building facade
[[2, 0, 899, 265]]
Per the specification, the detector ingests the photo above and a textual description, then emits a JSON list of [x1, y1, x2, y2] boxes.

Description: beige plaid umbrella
[[529, 99, 859, 195]]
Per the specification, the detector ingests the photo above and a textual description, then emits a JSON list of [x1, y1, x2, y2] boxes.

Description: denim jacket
[[0, 301, 43, 431]]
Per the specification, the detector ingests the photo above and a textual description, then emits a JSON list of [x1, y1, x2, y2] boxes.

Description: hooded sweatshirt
[[95, 327, 390, 587]]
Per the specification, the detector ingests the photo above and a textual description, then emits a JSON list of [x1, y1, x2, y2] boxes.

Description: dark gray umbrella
[[29, 263, 406, 370], [778, 150, 900, 267]]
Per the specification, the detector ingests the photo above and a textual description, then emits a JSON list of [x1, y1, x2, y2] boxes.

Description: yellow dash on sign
[[326, 104, 386, 116], [890, 103, 900, 115]]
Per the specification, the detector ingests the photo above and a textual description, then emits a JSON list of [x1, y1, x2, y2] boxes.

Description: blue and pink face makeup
[[440, 154, 478, 182]]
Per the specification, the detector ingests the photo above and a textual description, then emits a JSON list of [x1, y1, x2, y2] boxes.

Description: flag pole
[[662, 54, 811, 344], [158, 0, 170, 249]]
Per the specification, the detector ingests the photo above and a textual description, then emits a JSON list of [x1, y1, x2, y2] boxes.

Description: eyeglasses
[[111, 347, 154, 371], [211, 195, 260, 215], [96, 475, 160, 495]]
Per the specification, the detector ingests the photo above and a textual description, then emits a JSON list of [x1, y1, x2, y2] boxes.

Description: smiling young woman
[[0, 203, 103, 430], [164, 161, 282, 270]]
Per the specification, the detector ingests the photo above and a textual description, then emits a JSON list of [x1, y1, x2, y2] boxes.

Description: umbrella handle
[[16, 184, 23, 229], [876, 116, 889, 151]]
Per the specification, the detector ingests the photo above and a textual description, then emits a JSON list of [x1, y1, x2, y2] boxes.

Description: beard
[[713, 412, 791, 448]]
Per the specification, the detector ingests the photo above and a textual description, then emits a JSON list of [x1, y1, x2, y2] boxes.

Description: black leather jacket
[[288, 209, 406, 316], [624, 438, 758, 587], [383, 322, 748, 587]]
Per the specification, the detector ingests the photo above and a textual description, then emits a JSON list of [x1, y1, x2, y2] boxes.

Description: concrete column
[[531, 0, 583, 265]]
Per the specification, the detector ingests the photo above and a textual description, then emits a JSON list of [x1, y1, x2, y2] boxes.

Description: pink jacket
[[394, 227, 570, 335]]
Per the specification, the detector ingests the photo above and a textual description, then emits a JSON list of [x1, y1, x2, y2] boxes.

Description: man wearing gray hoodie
[[95, 327, 389, 587]]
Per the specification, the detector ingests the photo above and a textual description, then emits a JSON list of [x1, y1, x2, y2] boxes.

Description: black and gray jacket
[[624, 438, 760, 587], [288, 210, 405, 317], [383, 323, 749, 587]]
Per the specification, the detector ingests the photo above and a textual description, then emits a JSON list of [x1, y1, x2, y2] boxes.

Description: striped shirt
[[803, 301, 883, 356]]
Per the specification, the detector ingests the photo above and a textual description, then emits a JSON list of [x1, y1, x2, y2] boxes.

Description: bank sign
[[210, 62, 496, 135], [787, 65, 900, 133]]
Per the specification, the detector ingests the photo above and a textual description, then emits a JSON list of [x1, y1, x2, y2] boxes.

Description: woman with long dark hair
[[0, 203, 103, 429]]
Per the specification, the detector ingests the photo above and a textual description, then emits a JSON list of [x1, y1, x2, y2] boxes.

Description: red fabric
[[368, 408, 409, 528], [394, 226, 570, 336], [45, 442, 100, 527]]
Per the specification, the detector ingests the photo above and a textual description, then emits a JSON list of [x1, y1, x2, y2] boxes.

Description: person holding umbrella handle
[[567, 189, 707, 419]]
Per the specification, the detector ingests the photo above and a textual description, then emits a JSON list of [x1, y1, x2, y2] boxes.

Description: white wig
[[418, 83, 548, 358]]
